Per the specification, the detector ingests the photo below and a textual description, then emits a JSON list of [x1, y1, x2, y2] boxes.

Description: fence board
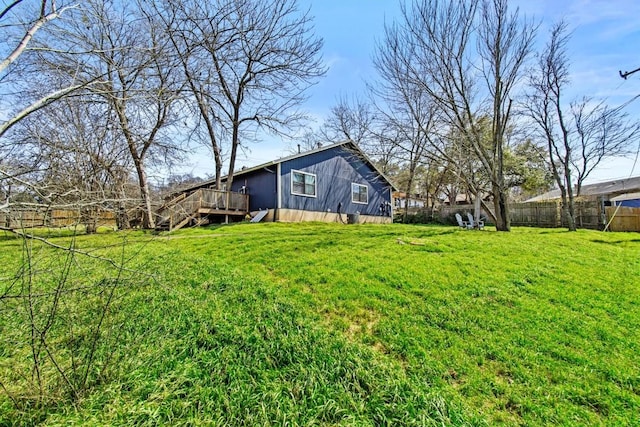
[[605, 206, 640, 232], [0, 209, 116, 229], [437, 199, 612, 230]]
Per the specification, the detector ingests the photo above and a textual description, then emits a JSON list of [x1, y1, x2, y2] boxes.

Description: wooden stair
[[155, 189, 249, 231]]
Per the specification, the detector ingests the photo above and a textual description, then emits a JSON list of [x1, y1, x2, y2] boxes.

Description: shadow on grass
[[590, 238, 640, 245]]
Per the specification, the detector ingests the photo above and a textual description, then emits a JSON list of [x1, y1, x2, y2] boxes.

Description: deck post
[[224, 190, 231, 224]]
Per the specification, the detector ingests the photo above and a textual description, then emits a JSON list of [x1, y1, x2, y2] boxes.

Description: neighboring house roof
[[611, 191, 640, 202], [392, 192, 429, 200], [525, 176, 640, 202], [185, 140, 397, 192]]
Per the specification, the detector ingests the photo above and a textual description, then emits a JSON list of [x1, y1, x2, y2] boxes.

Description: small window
[[352, 183, 368, 204], [291, 170, 316, 197]]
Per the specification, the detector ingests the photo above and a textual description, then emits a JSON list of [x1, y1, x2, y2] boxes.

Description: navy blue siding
[[619, 199, 640, 208], [280, 146, 392, 216], [230, 167, 277, 211]]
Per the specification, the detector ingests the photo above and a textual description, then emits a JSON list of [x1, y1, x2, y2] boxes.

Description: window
[[352, 183, 368, 204], [291, 170, 316, 197]]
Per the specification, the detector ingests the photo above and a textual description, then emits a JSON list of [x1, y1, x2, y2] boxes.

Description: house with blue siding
[[185, 140, 396, 224], [525, 175, 640, 207]]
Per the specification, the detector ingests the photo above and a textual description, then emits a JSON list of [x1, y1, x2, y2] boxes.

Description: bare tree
[[377, 0, 536, 231], [319, 95, 376, 146], [0, 0, 88, 139], [155, 0, 228, 189], [1, 4, 158, 409], [42, 0, 185, 229], [154, 0, 326, 199], [1, 0, 87, 217], [11, 97, 135, 232], [370, 24, 443, 222], [290, 94, 377, 157], [189, 0, 325, 192], [377, 103, 435, 222], [373, 13, 480, 223], [527, 21, 640, 230]]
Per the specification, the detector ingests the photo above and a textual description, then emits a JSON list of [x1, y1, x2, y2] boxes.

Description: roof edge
[[180, 140, 397, 193]]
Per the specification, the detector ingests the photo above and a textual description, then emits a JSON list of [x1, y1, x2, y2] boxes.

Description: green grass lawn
[[1, 223, 639, 425]]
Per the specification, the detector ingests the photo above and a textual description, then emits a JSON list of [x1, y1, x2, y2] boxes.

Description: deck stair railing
[[155, 189, 249, 231]]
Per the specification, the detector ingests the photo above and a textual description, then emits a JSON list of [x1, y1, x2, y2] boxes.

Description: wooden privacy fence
[[507, 202, 562, 228], [510, 200, 603, 229], [438, 199, 640, 232], [0, 209, 117, 229], [605, 206, 640, 232]]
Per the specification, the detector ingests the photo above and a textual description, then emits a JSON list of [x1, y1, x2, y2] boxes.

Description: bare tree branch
[[0, 1, 78, 74]]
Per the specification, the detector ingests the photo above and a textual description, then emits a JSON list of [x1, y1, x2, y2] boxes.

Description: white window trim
[[352, 183, 368, 204], [291, 169, 317, 198]]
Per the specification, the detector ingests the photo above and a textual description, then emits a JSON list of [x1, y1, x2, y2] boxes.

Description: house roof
[[525, 175, 640, 202], [186, 140, 398, 192], [611, 191, 640, 202]]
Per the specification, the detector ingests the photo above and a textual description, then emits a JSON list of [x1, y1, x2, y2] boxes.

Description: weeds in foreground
[[0, 228, 157, 421], [1, 223, 639, 425]]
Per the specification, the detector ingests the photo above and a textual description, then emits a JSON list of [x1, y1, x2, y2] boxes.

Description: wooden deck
[[155, 189, 249, 231]]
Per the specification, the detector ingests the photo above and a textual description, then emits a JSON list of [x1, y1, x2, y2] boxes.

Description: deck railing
[[156, 189, 249, 230], [199, 189, 248, 211]]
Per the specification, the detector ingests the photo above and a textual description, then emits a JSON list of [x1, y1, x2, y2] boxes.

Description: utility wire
[[601, 69, 640, 231], [604, 129, 640, 231]]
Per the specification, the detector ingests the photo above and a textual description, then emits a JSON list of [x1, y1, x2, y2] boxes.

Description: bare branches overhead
[[157, 0, 326, 191], [373, 0, 537, 230], [526, 20, 640, 230], [1, 0, 326, 228]]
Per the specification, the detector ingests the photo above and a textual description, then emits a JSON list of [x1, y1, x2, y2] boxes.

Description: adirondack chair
[[455, 213, 472, 229], [467, 212, 484, 230]]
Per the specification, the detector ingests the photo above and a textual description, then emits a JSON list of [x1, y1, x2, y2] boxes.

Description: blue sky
[[180, 0, 640, 184]]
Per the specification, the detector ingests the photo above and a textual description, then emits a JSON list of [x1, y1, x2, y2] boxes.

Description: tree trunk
[[213, 146, 223, 190], [492, 183, 510, 231], [134, 160, 155, 229], [403, 174, 415, 224], [565, 190, 577, 231], [116, 206, 129, 230], [474, 195, 481, 228], [560, 199, 576, 231], [560, 168, 577, 231], [223, 112, 241, 223]]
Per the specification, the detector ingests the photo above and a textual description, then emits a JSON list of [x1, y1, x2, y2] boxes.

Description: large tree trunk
[[192, 88, 223, 189], [223, 110, 242, 223], [134, 159, 155, 229], [213, 146, 223, 190], [564, 177, 577, 231], [561, 199, 576, 231], [113, 97, 156, 230], [492, 183, 510, 231], [402, 163, 417, 223]]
